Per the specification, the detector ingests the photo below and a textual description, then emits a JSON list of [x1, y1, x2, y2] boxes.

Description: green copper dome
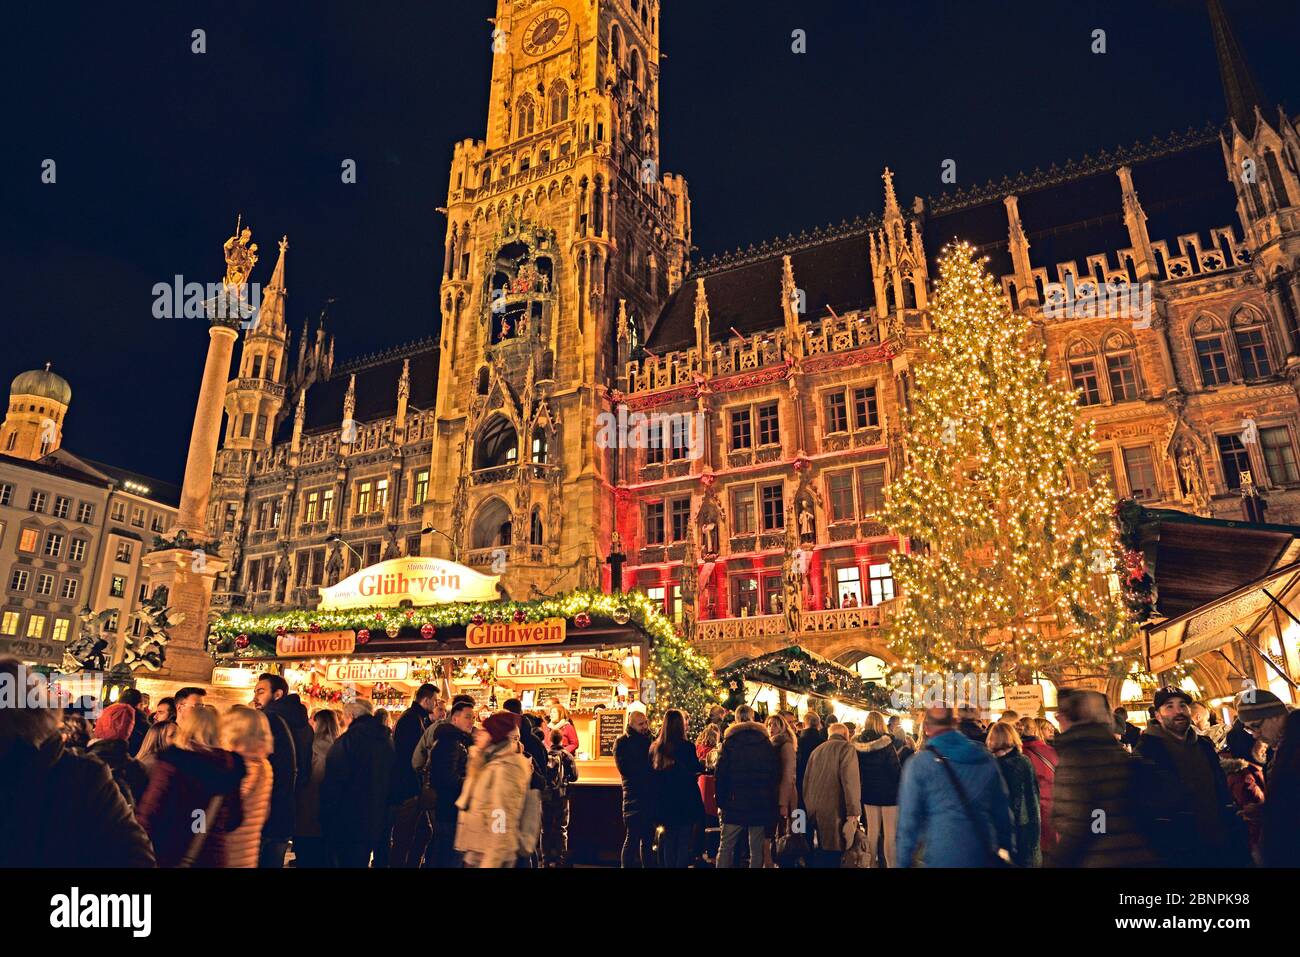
[[11, 364, 71, 406]]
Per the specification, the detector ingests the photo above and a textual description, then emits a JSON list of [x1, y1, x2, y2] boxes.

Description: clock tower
[[427, 0, 691, 596]]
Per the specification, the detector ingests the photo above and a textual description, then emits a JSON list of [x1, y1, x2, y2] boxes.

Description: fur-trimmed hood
[[722, 720, 768, 741], [853, 733, 895, 754], [1219, 756, 1261, 775]]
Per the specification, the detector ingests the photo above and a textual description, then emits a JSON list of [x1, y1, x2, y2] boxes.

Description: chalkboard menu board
[[577, 685, 613, 711], [464, 686, 492, 710], [534, 686, 569, 709], [597, 710, 626, 758]]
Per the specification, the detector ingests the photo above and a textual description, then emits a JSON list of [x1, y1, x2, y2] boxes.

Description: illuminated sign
[[497, 656, 582, 679], [466, 618, 567, 649], [275, 631, 356, 657], [317, 557, 500, 611], [211, 667, 259, 689], [325, 661, 410, 683], [580, 656, 622, 682]]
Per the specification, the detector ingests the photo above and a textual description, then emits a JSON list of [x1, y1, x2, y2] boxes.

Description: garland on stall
[[1115, 498, 1158, 622], [716, 645, 894, 712], [208, 589, 721, 723]]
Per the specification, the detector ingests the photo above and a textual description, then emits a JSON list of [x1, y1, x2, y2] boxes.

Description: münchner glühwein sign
[[317, 557, 500, 611]]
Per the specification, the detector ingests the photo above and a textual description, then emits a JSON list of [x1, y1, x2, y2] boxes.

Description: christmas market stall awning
[[1145, 558, 1300, 685], [206, 588, 720, 720], [716, 645, 893, 711]]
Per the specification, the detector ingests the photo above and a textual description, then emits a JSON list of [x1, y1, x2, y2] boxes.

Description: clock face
[[522, 7, 571, 57]]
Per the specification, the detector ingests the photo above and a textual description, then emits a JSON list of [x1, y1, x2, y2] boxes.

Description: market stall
[[716, 645, 897, 729], [206, 557, 719, 864]]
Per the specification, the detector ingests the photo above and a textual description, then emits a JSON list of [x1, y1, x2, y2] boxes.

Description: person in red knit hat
[[88, 702, 150, 809], [455, 711, 532, 867]]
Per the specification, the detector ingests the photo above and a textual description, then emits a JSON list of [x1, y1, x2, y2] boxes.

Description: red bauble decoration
[[513, 609, 526, 624], [357, 628, 371, 644], [405, 609, 415, 620], [375, 612, 385, 622], [309, 622, 322, 633], [471, 612, 485, 626], [574, 612, 591, 629], [420, 623, 436, 640], [275, 625, 286, 637], [235, 634, 250, 648]]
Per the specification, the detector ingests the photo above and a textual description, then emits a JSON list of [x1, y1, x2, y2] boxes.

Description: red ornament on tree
[[235, 634, 250, 649], [309, 621, 322, 633], [375, 612, 385, 622], [420, 623, 436, 640], [513, 609, 526, 624], [574, 612, 591, 629], [357, 628, 371, 645], [471, 612, 485, 626], [275, 625, 286, 637], [405, 609, 415, 620]]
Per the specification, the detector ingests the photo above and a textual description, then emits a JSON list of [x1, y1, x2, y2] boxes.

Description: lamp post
[[325, 535, 366, 570], [421, 525, 460, 563]]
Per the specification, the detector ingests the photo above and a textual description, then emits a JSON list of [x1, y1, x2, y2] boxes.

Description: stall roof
[[717, 644, 893, 710], [1136, 508, 1300, 619]]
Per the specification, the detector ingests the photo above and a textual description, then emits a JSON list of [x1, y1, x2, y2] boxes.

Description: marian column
[[139, 221, 257, 688]]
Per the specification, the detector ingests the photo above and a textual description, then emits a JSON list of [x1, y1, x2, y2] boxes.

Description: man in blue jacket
[[896, 706, 1012, 867]]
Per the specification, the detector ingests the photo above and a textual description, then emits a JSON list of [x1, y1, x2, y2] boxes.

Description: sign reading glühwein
[[466, 617, 567, 649], [317, 557, 500, 611], [276, 631, 357, 657], [325, 661, 410, 683]]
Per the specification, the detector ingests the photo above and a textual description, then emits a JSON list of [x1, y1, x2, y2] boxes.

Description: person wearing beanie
[[1137, 688, 1249, 867], [502, 698, 546, 868], [1234, 688, 1298, 867], [87, 702, 150, 810], [454, 710, 531, 867]]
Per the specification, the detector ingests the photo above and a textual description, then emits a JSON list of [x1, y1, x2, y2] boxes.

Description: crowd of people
[[1, 653, 1297, 869]]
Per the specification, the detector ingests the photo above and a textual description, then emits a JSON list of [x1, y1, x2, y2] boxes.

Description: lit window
[[1122, 447, 1159, 501], [26, 615, 45, 638], [835, 566, 863, 607], [19, 528, 39, 552], [731, 486, 755, 535], [0, 611, 19, 634], [304, 491, 319, 523], [322, 489, 335, 520], [413, 470, 430, 505], [356, 481, 372, 515], [1261, 426, 1299, 485], [374, 479, 389, 512], [869, 563, 896, 605], [115, 541, 132, 563], [110, 576, 127, 598]]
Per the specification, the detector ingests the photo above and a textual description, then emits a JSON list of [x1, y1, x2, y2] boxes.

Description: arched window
[[470, 497, 513, 550], [901, 266, 917, 309], [1263, 150, 1292, 209], [529, 507, 544, 546], [549, 81, 569, 124], [516, 95, 536, 137], [629, 48, 642, 90], [1066, 339, 1102, 406], [531, 427, 549, 464], [1102, 332, 1141, 402], [1232, 307, 1274, 380], [1191, 315, 1231, 387], [474, 415, 518, 470], [610, 24, 622, 66]]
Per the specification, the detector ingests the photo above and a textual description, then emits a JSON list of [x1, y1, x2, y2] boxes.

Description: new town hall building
[[192, 0, 1300, 711]]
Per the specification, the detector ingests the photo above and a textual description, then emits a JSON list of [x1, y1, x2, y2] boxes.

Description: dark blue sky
[[3, 0, 1295, 484]]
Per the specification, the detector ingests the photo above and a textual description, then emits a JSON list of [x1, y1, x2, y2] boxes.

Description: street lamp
[[421, 526, 460, 563], [324, 535, 366, 568]]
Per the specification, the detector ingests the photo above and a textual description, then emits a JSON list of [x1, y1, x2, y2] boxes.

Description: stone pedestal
[[140, 547, 229, 685]]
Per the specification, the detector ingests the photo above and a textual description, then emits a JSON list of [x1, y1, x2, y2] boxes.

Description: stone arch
[[469, 496, 514, 550]]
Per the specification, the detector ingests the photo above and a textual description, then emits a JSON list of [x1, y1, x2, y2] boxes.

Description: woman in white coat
[[454, 711, 533, 868]]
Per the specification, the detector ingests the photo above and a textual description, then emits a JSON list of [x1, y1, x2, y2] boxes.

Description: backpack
[[544, 750, 570, 794]]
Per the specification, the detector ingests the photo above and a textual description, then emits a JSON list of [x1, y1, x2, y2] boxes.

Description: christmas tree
[[881, 243, 1136, 683]]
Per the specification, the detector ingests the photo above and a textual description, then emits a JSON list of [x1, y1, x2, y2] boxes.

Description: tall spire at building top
[[255, 236, 289, 334], [1207, 0, 1264, 135]]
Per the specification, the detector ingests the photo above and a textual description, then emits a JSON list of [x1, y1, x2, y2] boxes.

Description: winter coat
[[127, 711, 150, 757], [893, 735, 916, 767], [995, 750, 1041, 867], [649, 740, 704, 825], [958, 719, 988, 746], [614, 728, 655, 820], [771, 729, 797, 816], [87, 737, 150, 809], [454, 740, 532, 867], [420, 722, 472, 822], [136, 746, 246, 868], [896, 730, 1011, 867], [802, 736, 861, 853], [795, 726, 827, 799], [294, 733, 333, 838], [319, 715, 395, 849], [0, 736, 156, 867], [388, 702, 433, 804], [1260, 751, 1300, 867], [715, 721, 780, 827], [1221, 757, 1265, 853], [223, 755, 272, 867], [853, 731, 901, 807], [1022, 736, 1057, 852], [1046, 721, 1158, 868], [518, 714, 549, 790], [1136, 724, 1250, 867], [261, 695, 309, 840]]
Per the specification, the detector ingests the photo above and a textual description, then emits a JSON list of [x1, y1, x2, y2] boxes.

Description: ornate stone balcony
[[695, 605, 889, 645]]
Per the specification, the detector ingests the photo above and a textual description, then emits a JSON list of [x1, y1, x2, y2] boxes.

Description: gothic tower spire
[[1206, 0, 1264, 135]]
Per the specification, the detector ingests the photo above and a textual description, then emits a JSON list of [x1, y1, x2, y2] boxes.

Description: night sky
[[3, 0, 1294, 485]]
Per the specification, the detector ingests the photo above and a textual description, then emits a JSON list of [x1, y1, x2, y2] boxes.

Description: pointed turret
[[693, 278, 711, 357], [781, 255, 804, 357], [1207, 0, 1264, 136], [224, 234, 289, 451], [256, 237, 288, 335]]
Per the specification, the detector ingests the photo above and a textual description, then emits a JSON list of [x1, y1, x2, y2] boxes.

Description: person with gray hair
[[0, 657, 156, 867], [1044, 689, 1157, 867], [320, 695, 394, 867]]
